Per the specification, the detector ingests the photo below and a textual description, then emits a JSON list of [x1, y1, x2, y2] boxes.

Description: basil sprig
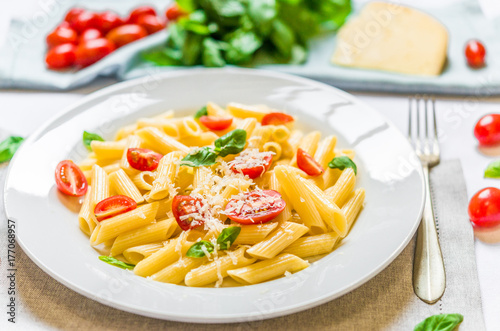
[[328, 156, 357, 175], [414, 313, 463, 331], [180, 129, 247, 167], [194, 106, 208, 119], [83, 131, 104, 151], [0, 136, 24, 163], [484, 160, 500, 178], [99, 256, 135, 270], [186, 241, 215, 258], [217, 226, 241, 250]]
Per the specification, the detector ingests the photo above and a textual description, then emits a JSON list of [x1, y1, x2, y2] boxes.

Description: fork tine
[[408, 97, 413, 143], [424, 97, 431, 155], [415, 97, 421, 155], [431, 98, 440, 155]]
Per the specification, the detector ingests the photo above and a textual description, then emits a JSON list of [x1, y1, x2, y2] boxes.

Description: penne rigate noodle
[[342, 188, 366, 233], [236, 117, 257, 138], [123, 242, 164, 265], [135, 127, 190, 154], [91, 140, 126, 160], [269, 172, 292, 223], [233, 223, 279, 245], [271, 125, 290, 143], [263, 141, 282, 160], [290, 131, 321, 166], [109, 169, 144, 204], [227, 102, 270, 121], [151, 257, 206, 284], [131, 171, 155, 191], [150, 151, 184, 200], [119, 135, 142, 176], [89, 165, 110, 209], [247, 126, 273, 151], [114, 123, 138, 141], [78, 190, 95, 236], [180, 131, 219, 147], [206, 102, 228, 117], [282, 232, 339, 258], [325, 168, 356, 207]]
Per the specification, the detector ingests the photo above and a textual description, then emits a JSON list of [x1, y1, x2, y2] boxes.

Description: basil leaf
[[180, 146, 218, 167], [99, 256, 135, 270], [328, 156, 357, 175], [194, 106, 208, 119], [83, 131, 104, 151], [270, 19, 295, 57], [224, 29, 263, 64], [0, 136, 24, 163], [414, 313, 463, 331], [217, 226, 241, 250], [186, 240, 214, 258], [202, 38, 226, 67], [214, 129, 247, 157], [248, 0, 276, 36], [485, 160, 500, 178]]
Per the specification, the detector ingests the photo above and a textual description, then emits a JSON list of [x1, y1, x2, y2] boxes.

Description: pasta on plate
[[57, 102, 365, 287]]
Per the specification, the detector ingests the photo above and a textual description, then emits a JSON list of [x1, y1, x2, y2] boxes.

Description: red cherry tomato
[[45, 43, 77, 69], [94, 195, 137, 222], [75, 38, 115, 68], [55, 160, 88, 196], [474, 114, 500, 146], [136, 14, 165, 34], [172, 195, 206, 231], [165, 4, 186, 21], [465, 40, 486, 68], [225, 190, 286, 225], [126, 148, 163, 171], [230, 152, 273, 179], [297, 148, 324, 177], [64, 8, 86, 24], [79, 28, 102, 42], [46, 25, 78, 48], [96, 11, 125, 34], [261, 112, 294, 126], [106, 24, 147, 48], [127, 6, 157, 24], [199, 116, 233, 131], [70, 11, 99, 34], [468, 187, 500, 228]]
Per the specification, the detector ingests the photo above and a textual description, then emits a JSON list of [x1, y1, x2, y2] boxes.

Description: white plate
[[4, 68, 424, 323]]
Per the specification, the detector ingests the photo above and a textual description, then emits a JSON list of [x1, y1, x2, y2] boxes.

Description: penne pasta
[[123, 242, 164, 265], [282, 232, 339, 258], [150, 151, 184, 200], [233, 223, 278, 245], [135, 127, 190, 154], [108, 169, 144, 204]]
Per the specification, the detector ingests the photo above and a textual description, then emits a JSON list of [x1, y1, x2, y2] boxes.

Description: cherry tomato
[[230, 152, 273, 179], [74, 38, 115, 68], [106, 24, 147, 48], [55, 160, 88, 196], [474, 114, 500, 145], [79, 28, 102, 43], [96, 11, 125, 34], [46, 25, 78, 48], [465, 40, 486, 68], [127, 6, 157, 24], [297, 148, 324, 177], [199, 116, 233, 131], [136, 14, 165, 34], [261, 112, 294, 126], [172, 195, 206, 231], [70, 11, 100, 34], [94, 195, 137, 222], [127, 148, 163, 171], [64, 8, 86, 24], [468, 187, 500, 228], [45, 43, 77, 69], [225, 190, 285, 225], [165, 4, 186, 21]]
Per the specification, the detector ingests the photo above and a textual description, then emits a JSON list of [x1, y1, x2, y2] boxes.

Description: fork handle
[[412, 164, 446, 304]]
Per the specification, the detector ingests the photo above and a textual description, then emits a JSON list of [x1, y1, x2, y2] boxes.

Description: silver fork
[[408, 96, 446, 304]]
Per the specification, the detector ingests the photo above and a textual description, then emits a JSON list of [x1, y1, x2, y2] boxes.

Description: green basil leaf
[[180, 146, 218, 167], [202, 38, 226, 67], [194, 106, 208, 119], [270, 19, 295, 57], [414, 313, 464, 331], [248, 0, 276, 36], [186, 240, 215, 258], [83, 131, 104, 151], [182, 31, 204, 66], [224, 30, 263, 64], [328, 156, 357, 175], [176, 0, 197, 12], [99, 256, 135, 270], [217, 226, 241, 250], [0, 136, 24, 163], [485, 160, 500, 178], [214, 129, 247, 157]]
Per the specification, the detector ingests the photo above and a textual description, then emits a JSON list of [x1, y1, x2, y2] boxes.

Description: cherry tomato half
[[75, 38, 115, 68], [465, 40, 486, 68], [165, 4, 186, 21], [225, 190, 285, 225], [64, 8, 86, 24], [96, 11, 125, 34], [172, 195, 206, 231], [230, 152, 273, 179], [474, 114, 500, 146], [70, 11, 99, 34], [136, 14, 165, 34], [468, 187, 500, 228], [79, 28, 102, 43], [106, 24, 147, 48], [94, 195, 137, 222], [127, 148, 163, 171], [46, 43, 77, 69], [261, 112, 294, 126], [127, 6, 157, 24], [46, 25, 78, 48], [55, 160, 88, 196], [297, 148, 324, 177], [199, 116, 233, 131]]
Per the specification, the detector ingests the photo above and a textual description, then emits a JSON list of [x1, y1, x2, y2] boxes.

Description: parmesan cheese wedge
[[331, 2, 448, 76]]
